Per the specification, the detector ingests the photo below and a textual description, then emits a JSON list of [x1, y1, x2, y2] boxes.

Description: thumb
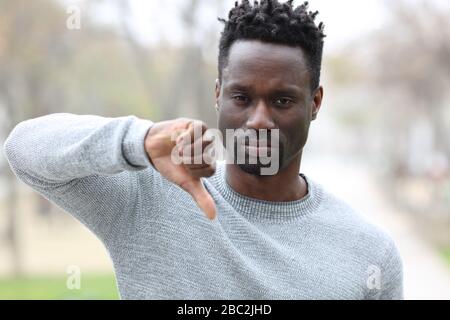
[[183, 179, 217, 220]]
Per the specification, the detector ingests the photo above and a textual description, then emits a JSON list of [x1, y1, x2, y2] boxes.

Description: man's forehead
[[227, 40, 307, 68], [223, 40, 310, 88]]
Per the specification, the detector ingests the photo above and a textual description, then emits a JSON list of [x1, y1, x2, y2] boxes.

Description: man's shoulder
[[312, 181, 397, 251]]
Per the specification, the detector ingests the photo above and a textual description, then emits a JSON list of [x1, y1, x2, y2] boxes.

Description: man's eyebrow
[[272, 87, 302, 96], [224, 83, 251, 91], [270, 85, 308, 98], [224, 83, 303, 94]]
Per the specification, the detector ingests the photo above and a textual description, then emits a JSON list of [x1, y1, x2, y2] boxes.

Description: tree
[[370, 0, 450, 176]]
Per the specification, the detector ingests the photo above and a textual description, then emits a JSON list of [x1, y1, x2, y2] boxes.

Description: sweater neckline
[[212, 162, 323, 222]]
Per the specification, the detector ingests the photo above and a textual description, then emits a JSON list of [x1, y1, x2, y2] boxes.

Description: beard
[[232, 140, 284, 176]]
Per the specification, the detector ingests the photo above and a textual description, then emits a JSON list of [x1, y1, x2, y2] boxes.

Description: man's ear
[[215, 79, 221, 102], [311, 86, 324, 121]]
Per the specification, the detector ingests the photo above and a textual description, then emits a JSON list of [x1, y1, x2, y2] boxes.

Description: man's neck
[[225, 154, 307, 202]]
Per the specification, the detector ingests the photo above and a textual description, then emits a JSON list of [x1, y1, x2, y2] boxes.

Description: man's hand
[[144, 118, 217, 220]]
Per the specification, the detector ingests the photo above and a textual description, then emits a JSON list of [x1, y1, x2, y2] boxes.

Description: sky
[[73, 0, 389, 53], [63, 0, 450, 55], [134, 0, 388, 52]]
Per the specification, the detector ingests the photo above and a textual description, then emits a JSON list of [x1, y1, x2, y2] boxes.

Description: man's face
[[216, 40, 322, 175]]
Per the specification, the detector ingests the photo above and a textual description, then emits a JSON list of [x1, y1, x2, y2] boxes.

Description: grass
[[0, 273, 119, 300], [441, 247, 450, 268]]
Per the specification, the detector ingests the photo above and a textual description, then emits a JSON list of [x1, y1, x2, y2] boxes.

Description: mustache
[[233, 138, 284, 155], [233, 131, 282, 148], [235, 138, 282, 149]]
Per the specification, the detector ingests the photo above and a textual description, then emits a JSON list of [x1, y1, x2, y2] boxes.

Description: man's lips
[[241, 142, 278, 156], [239, 140, 274, 148], [245, 146, 272, 156]]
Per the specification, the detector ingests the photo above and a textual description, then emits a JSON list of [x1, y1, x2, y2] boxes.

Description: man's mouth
[[245, 145, 273, 156], [240, 139, 273, 148], [242, 141, 278, 156]]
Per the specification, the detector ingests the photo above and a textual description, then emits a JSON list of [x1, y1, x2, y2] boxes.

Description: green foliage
[[441, 247, 450, 268], [324, 54, 365, 86], [0, 273, 119, 300]]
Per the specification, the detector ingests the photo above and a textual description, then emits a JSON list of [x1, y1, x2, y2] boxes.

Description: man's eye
[[274, 98, 293, 106], [232, 95, 249, 103]]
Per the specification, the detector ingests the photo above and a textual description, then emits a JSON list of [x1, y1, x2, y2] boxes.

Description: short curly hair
[[218, 0, 326, 91]]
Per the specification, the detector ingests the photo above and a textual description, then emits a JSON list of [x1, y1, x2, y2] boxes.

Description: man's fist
[[144, 118, 217, 220]]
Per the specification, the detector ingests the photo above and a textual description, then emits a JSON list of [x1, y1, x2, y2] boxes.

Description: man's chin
[[237, 163, 265, 176], [231, 144, 284, 176], [236, 160, 280, 176]]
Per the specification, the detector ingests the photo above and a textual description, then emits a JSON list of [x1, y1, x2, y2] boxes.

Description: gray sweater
[[3, 113, 403, 300]]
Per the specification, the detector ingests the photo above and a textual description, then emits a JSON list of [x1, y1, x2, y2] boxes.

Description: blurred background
[[0, 0, 449, 299]]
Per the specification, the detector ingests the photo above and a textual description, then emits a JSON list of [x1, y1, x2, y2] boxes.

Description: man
[[3, 0, 403, 299]]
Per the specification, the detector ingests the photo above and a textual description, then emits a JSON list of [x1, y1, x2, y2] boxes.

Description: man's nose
[[246, 99, 276, 131]]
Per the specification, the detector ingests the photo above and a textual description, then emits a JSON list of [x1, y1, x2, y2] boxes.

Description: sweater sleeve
[[3, 113, 156, 244], [377, 240, 404, 300]]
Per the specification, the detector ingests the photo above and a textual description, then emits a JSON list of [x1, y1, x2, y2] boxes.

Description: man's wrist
[[122, 117, 154, 168]]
